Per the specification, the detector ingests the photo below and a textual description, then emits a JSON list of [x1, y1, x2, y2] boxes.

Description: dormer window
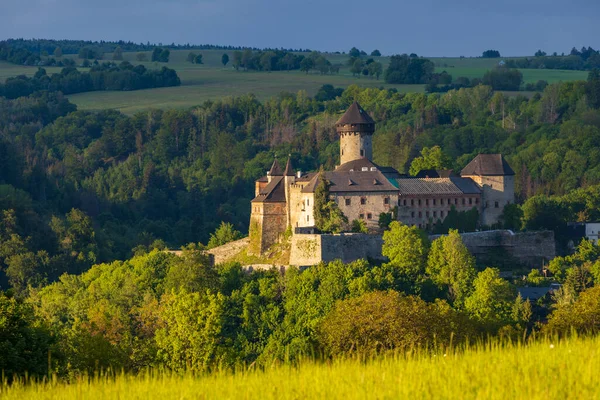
[[361, 167, 369, 171], [360, 150, 364, 157], [370, 167, 377, 171]]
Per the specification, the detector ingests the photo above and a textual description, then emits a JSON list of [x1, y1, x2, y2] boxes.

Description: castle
[[249, 102, 515, 255]]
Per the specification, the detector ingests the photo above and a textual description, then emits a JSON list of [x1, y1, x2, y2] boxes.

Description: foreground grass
[[2, 335, 598, 399]]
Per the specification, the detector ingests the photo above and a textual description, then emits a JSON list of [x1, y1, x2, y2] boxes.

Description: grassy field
[[2, 336, 598, 399], [0, 50, 589, 114]]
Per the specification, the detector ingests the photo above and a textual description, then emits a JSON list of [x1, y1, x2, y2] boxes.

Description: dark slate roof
[[268, 159, 283, 176], [461, 154, 515, 176], [415, 169, 456, 178], [517, 287, 551, 301], [284, 157, 294, 176], [296, 172, 317, 182], [252, 176, 286, 203], [336, 158, 378, 172], [302, 170, 397, 194], [336, 158, 402, 177], [335, 101, 375, 125], [395, 177, 481, 195]]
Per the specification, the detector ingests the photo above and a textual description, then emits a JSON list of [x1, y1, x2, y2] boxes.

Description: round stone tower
[[336, 101, 375, 165]]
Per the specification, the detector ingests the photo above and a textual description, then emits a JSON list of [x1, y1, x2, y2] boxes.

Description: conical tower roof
[[284, 157, 294, 176], [336, 101, 375, 125], [268, 159, 283, 176]]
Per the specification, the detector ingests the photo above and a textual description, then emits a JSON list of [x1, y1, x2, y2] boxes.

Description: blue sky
[[1, 0, 598, 56]]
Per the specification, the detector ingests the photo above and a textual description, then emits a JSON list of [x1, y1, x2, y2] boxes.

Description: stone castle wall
[[290, 230, 555, 268], [450, 229, 555, 269], [249, 202, 287, 254], [332, 191, 397, 231], [464, 175, 515, 226], [206, 237, 250, 265], [290, 233, 385, 266]]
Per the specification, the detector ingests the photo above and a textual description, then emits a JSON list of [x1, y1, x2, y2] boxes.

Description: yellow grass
[[2, 335, 598, 400]]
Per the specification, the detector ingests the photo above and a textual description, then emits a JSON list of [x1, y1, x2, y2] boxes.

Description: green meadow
[[2, 336, 598, 400], [0, 50, 589, 114]]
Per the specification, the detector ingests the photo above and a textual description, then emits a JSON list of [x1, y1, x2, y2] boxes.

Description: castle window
[[359, 214, 365, 219], [433, 211, 437, 218], [425, 199, 429, 206], [469, 198, 473, 205], [360, 150, 365, 157], [495, 201, 499, 208], [441, 211, 444, 218], [345, 198, 351, 206], [418, 211, 422, 218], [307, 199, 310, 206], [384, 197, 390, 205], [433, 199, 437, 206], [403, 199, 407, 206], [306, 215, 310, 222], [367, 213, 372, 219], [411, 211, 415, 217], [361, 197, 366, 205], [418, 199, 422, 206], [462, 198, 466, 205], [475, 198, 479, 204], [411, 199, 414, 206], [426, 211, 430, 218], [455, 198, 458, 205]]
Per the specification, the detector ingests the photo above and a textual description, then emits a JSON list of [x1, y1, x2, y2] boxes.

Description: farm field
[[67, 69, 422, 114], [0, 50, 589, 114], [2, 336, 598, 400]]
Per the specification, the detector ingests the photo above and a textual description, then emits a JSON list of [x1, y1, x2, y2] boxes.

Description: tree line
[[0, 62, 180, 99], [506, 46, 600, 71], [1, 38, 315, 58], [2, 224, 599, 378]]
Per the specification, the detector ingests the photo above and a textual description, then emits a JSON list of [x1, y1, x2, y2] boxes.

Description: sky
[[1, 0, 598, 56]]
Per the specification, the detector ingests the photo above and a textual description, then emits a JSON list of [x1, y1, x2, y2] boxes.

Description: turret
[[336, 101, 375, 165], [267, 159, 283, 183]]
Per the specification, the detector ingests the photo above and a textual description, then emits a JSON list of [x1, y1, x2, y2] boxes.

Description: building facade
[[249, 102, 516, 255]]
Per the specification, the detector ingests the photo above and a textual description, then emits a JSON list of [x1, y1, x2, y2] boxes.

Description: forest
[[0, 62, 180, 99], [0, 72, 599, 289], [1, 65, 600, 377]]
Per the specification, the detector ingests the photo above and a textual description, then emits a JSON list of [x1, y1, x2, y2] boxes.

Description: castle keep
[[249, 102, 515, 255]]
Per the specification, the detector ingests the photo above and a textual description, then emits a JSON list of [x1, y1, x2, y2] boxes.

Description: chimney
[[296, 171, 302, 178]]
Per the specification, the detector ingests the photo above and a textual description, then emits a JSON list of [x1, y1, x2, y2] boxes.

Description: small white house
[[586, 223, 600, 244]]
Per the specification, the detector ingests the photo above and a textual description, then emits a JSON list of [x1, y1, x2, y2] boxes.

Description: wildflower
[[549, 344, 555, 349]]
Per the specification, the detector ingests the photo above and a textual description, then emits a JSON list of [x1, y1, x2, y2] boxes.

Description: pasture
[[0, 50, 589, 114], [2, 335, 598, 400]]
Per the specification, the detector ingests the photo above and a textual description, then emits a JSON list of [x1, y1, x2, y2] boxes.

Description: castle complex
[[249, 102, 515, 255]]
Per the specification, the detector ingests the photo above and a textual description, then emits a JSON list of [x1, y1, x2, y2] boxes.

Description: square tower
[[460, 154, 515, 227]]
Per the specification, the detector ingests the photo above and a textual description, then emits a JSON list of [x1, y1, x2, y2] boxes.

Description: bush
[[544, 286, 600, 335], [318, 290, 472, 356]]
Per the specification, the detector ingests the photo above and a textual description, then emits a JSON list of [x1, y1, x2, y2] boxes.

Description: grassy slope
[[3, 336, 598, 399], [0, 51, 589, 114]]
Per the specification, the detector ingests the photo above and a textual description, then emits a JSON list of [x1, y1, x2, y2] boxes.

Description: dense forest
[[2, 229, 600, 378], [0, 62, 180, 99], [0, 72, 599, 292]]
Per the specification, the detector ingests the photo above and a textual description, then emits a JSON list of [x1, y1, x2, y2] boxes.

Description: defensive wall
[[289, 230, 555, 268], [431, 230, 556, 269], [289, 233, 385, 266]]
